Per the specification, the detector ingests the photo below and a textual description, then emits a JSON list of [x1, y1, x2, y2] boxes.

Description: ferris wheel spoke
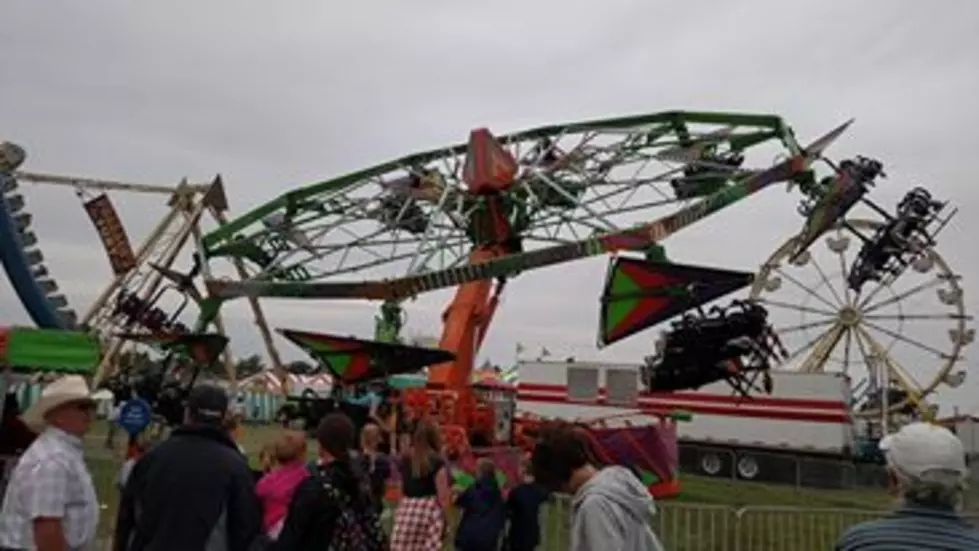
[[863, 312, 971, 322], [775, 318, 836, 336], [783, 321, 841, 365], [854, 272, 896, 310], [834, 229, 853, 306], [861, 319, 953, 360], [773, 267, 840, 311], [851, 326, 876, 390], [841, 327, 854, 376], [854, 326, 926, 401], [854, 252, 933, 310], [861, 277, 944, 315], [753, 297, 838, 318], [797, 322, 846, 372], [810, 255, 846, 307]]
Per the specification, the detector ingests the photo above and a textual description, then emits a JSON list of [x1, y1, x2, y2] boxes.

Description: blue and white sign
[[117, 397, 152, 436]]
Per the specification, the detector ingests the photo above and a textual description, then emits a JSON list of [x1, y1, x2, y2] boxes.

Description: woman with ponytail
[[390, 419, 453, 550], [274, 413, 386, 551]]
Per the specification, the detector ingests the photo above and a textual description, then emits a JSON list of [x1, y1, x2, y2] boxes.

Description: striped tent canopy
[[238, 371, 334, 396], [472, 367, 513, 389]]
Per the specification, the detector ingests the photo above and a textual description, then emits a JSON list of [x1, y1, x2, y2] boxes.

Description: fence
[[648, 503, 885, 551], [82, 449, 915, 551], [679, 443, 894, 492]]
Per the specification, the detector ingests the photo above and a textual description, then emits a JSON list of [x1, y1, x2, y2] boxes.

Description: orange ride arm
[[427, 247, 503, 390], [475, 279, 506, 352]]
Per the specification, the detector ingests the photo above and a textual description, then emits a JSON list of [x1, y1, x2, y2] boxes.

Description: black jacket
[[114, 424, 263, 551], [353, 451, 391, 512], [505, 482, 550, 551], [455, 474, 507, 551], [274, 460, 385, 551]]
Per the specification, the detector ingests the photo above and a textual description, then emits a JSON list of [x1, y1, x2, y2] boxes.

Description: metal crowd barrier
[[85, 457, 979, 551], [85, 489, 903, 551]]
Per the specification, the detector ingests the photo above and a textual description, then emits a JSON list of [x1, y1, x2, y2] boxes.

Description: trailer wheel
[[700, 453, 723, 476], [737, 455, 760, 480]]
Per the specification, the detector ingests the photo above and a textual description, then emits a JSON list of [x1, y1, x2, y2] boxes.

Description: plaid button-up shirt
[[0, 427, 99, 550]]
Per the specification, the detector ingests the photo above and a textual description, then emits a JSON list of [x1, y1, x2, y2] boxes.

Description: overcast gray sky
[[2, 1, 978, 410]]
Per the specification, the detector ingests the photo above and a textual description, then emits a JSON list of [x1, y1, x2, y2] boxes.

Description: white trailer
[[514, 360, 856, 482]]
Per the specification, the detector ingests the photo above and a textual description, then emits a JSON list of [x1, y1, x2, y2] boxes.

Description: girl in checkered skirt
[[391, 420, 453, 550]]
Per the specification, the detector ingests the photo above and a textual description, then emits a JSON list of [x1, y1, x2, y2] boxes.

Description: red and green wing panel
[[117, 332, 229, 366], [599, 257, 755, 347], [791, 172, 869, 261], [277, 328, 455, 384]]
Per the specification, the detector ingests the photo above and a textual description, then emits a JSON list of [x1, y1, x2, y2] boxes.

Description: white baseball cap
[[879, 422, 967, 481]]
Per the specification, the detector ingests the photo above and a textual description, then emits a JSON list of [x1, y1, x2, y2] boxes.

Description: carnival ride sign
[[83, 193, 136, 275]]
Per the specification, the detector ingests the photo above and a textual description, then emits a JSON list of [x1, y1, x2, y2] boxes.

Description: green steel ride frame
[[198, 111, 848, 340]]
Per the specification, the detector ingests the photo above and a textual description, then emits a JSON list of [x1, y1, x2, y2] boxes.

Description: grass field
[[82, 422, 895, 550]]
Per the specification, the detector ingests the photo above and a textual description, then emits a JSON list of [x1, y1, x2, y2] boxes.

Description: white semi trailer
[[514, 360, 856, 484]]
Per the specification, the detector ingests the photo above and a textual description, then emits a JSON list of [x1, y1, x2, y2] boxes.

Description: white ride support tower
[[9, 168, 286, 388]]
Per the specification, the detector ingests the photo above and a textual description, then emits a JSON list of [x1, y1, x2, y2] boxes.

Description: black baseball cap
[[186, 384, 229, 424]]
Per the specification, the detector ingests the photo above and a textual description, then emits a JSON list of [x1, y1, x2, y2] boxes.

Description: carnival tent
[[238, 371, 333, 396]]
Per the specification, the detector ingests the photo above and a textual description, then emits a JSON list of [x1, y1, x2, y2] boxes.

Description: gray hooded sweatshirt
[[570, 466, 665, 551]]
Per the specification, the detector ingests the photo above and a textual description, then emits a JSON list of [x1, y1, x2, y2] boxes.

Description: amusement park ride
[[1, 110, 974, 494]]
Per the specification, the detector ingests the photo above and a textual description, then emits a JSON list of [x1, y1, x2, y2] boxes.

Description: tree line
[[114, 349, 318, 381]]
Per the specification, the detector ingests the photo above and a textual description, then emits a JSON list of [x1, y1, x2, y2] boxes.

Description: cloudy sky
[[2, 1, 978, 410]]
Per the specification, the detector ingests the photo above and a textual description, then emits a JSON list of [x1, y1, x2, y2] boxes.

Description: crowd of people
[[2, 374, 979, 550]]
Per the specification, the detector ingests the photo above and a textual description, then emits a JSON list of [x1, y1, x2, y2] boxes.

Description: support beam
[[210, 207, 288, 395]]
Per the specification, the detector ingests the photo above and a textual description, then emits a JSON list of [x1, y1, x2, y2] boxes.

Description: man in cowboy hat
[[114, 384, 263, 551], [0, 375, 99, 551]]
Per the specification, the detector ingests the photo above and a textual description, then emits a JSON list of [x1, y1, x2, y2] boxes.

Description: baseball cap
[[879, 422, 967, 481], [186, 385, 229, 424]]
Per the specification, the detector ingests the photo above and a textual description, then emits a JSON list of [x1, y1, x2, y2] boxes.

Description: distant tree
[[478, 359, 501, 373], [234, 354, 265, 379], [116, 349, 157, 373], [285, 360, 317, 375]]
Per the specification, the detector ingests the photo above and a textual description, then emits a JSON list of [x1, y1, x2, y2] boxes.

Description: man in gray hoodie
[[530, 422, 665, 551]]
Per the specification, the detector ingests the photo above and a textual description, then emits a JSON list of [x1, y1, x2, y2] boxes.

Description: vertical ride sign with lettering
[[83, 194, 137, 275]]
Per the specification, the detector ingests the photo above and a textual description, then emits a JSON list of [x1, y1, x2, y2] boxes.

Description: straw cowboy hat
[[23, 375, 96, 430]]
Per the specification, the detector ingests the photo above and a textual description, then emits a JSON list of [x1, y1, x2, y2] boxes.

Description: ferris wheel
[[750, 172, 974, 418]]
